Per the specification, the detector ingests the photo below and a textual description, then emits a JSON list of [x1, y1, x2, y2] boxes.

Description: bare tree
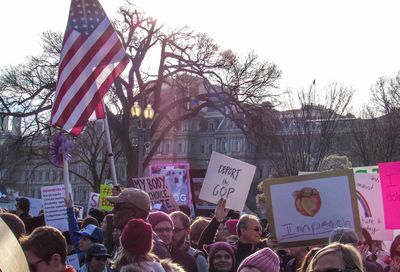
[[271, 82, 354, 176], [351, 75, 400, 165], [0, 2, 281, 183]]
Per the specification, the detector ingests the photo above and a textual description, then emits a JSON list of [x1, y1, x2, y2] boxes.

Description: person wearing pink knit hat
[[237, 247, 280, 272]]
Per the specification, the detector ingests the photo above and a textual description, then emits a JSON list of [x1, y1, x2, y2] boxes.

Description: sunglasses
[[28, 259, 45, 272]]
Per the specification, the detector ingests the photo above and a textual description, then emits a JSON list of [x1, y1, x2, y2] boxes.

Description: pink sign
[[379, 162, 400, 229]]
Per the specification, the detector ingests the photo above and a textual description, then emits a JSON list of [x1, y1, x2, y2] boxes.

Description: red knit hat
[[224, 219, 239, 236], [148, 211, 173, 229], [237, 248, 280, 272], [120, 218, 153, 255]]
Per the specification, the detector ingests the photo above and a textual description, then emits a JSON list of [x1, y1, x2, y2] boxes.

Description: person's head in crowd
[[15, 197, 30, 216], [216, 219, 239, 241], [160, 258, 186, 272], [82, 216, 99, 228], [237, 214, 262, 245], [170, 211, 191, 248], [62, 231, 74, 255], [113, 218, 159, 271], [361, 228, 373, 252], [204, 241, 236, 272], [0, 212, 26, 239], [112, 227, 122, 248], [101, 213, 115, 254], [75, 224, 103, 252], [83, 243, 110, 272], [148, 211, 174, 246], [190, 216, 211, 248], [328, 227, 359, 245], [237, 247, 280, 272], [307, 242, 363, 272], [390, 234, 400, 260], [107, 188, 151, 229], [20, 226, 69, 272], [297, 247, 320, 272], [288, 246, 308, 263], [178, 204, 191, 218], [88, 208, 106, 226]]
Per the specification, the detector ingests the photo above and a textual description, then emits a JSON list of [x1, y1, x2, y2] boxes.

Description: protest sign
[[128, 175, 178, 212], [41, 184, 68, 232], [66, 254, 80, 271], [149, 163, 191, 206], [0, 218, 29, 272], [355, 173, 393, 241], [25, 197, 43, 216], [379, 162, 400, 229], [199, 152, 256, 212], [99, 184, 113, 212], [263, 169, 361, 248], [88, 192, 100, 211], [353, 166, 379, 174]]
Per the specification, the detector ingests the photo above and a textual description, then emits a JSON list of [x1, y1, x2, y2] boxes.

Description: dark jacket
[[171, 246, 198, 272]]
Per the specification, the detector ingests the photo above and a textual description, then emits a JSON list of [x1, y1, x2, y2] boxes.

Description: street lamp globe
[[131, 101, 142, 117], [143, 104, 155, 120]]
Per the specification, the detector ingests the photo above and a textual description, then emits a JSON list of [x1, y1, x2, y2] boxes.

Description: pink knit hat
[[237, 248, 280, 272], [224, 219, 238, 236]]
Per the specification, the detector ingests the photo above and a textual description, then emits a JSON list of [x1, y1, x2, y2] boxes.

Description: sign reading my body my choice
[[199, 151, 256, 212]]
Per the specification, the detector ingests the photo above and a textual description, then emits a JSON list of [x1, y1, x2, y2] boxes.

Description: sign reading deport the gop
[[199, 152, 256, 212]]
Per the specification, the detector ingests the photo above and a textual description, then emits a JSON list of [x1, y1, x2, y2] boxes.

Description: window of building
[[165, 143, 170, 153], [208, 144, 213, 154], [208, 122, 215, 131], [191, 143, 195, 154], [178, 143, 182, 153], [201, 144, 205, 154]]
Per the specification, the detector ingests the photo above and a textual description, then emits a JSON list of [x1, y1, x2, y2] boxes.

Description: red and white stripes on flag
[[51, 0, 129, 136]]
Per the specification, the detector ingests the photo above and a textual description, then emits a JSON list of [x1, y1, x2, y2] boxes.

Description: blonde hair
[[160, 259, 186, 272], [112, 249, 159, 271], [307, 243, 364, 272]]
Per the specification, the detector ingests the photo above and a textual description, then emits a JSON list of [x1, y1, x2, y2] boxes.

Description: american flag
[[51, 0, 129, 136]]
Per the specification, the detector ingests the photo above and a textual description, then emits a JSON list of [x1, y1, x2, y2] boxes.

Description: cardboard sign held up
[[128, 175, 177, 213], [41, 184, 68, 232], [88, 192, 100, 211], [0, 218, 29, 272], [99, 184, 114, 212], [355, 173, 393, 241], [199, 152, 256, 212], [263, 169, 361, 248], [379, 162, 400, 229]]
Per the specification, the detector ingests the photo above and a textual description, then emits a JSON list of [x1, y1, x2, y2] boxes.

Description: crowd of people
[[0, 186, 398, 272]]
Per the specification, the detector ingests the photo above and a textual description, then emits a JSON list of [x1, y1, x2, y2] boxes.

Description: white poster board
[[25, 197, 43, 216], [88, 192, 100, 211], [355, 173, 393, 241], [263, 170, 361, 247], [199, 151, 256, 212], [41, 184, 68, 232], [128, 175, 178, 212], [66, 254, 80, 271], [0, 218, 29, 272]]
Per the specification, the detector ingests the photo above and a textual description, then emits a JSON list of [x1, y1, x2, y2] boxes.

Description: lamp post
[[130, 101, 154, 177]]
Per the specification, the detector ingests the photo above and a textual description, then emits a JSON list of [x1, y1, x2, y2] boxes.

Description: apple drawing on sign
[[293, 187, 321, 217]]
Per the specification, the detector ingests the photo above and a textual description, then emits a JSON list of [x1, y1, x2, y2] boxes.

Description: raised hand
[[215, 198, 229, 222]]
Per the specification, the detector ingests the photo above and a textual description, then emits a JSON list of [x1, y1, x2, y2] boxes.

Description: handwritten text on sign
[[379, 162, 400, 229], [41, 184, 68, 232], [199, 152, 256, 212], [355, 173, 393, 241], [128, 175, 177, 212]]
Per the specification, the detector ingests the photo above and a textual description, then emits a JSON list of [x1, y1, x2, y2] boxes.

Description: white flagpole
[[63, 159, 71, 199], [103, 110, 118, 186]]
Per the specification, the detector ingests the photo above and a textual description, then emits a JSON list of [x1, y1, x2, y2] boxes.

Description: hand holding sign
[[215, 198, 230, 222], [199, 152, 256, 212]]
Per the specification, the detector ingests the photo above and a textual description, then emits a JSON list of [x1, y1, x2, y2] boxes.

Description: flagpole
[[103, 110, 118, 186], [63, 159, 71, 199]]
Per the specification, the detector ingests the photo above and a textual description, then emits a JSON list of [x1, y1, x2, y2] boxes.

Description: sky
[[1, 0, 400, 112]]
